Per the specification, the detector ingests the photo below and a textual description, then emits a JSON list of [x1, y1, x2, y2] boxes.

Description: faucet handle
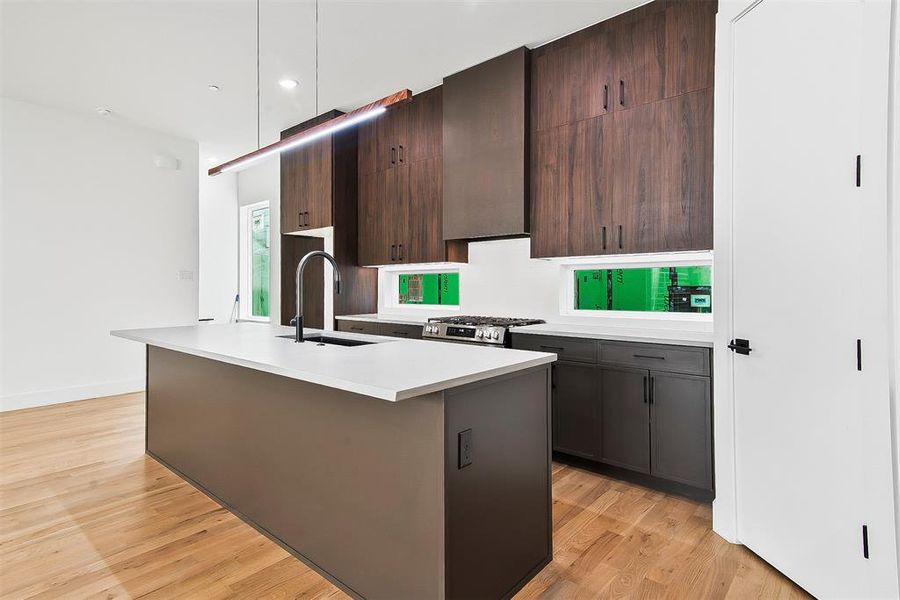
[[289, 317, 298, 326]]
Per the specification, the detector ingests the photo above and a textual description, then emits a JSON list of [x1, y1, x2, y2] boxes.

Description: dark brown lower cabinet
[[552, 362, 601, 459], [599, 366, 651, 473], [650, 371, 712, 489]]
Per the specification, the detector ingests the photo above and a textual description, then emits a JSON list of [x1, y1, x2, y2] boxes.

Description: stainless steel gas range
[[422, 316, 545, 347]]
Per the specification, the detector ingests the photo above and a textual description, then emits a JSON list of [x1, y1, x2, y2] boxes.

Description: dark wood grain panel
[[405, 158, 443, 264], [659, 88, 713, 251], [358, 170, 395, 266], [357, 120, 378, 177], [405, 86, 442, 164], [280, 235, 324, 328], [665, 0, 717, 98], [611, 2, 666, 112], [530, 124, 569, 258], [567, 115, 611, 257]]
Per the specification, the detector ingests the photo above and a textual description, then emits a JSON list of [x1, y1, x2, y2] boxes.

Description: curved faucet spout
[[294, 251, 342, 343]]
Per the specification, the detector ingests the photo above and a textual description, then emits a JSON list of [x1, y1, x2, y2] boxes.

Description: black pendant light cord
[[315, 0, 319, 115], [256, 0, 260, 149]]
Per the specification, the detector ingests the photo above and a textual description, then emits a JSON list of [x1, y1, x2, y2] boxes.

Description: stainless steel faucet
[[293, 250, 342, 342]]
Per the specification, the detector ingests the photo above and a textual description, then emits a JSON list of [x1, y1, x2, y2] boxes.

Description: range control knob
[[491, 330, 500, 340], [475, 329, 484, 338]]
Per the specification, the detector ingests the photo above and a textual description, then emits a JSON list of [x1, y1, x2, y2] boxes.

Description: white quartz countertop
[[335, 313, 431, 325], [512, 323, 714, 347], [111, 323, 555, 402]]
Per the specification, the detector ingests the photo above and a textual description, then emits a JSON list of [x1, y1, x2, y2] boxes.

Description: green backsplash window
[[399, 272, 460, 305], [575, 266, 711, 313], [250, 206, 270, 318]]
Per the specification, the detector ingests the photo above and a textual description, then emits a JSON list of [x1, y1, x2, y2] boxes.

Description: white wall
[[236, 156, 280, 322], [198, 144, 238, 323], [377, 238, 714, 335], [0, 98, 199, 411]]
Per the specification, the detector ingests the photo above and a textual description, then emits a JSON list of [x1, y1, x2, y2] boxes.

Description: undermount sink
[[277, 334, 375, 347]]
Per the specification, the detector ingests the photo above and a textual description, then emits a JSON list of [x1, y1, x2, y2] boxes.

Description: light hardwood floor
[[0, 393, 809, 599]]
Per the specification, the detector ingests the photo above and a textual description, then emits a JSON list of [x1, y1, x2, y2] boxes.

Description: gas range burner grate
[[428, 316, 545, 328]]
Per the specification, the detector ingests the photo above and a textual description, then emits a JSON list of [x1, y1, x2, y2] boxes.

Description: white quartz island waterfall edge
[[111, 322, 556, 402]]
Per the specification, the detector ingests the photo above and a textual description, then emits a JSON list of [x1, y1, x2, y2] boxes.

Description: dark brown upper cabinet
[[442, 47, 530, 240], [279, 111, 377, 326], [280, 110, 345, 234], [530, 0, 716, 258], [358, 87, 468, 267]]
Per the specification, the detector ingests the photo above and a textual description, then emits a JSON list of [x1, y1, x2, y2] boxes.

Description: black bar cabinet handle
[[390, 244, 396, 261], [398, 145, 404, 163], [619, 80, 625, 106], [618, 225, 623, 249], [643, 375, 648, 403], [634, 354, 665, 360], [298, 211, 303, 228], [603, 84, 609, 110], [540, 345, 565, 352], [649, 376, 655, 404], [391, 146, 396, 165], [398, 243, 403, 261], [601, 226, 607, 250]]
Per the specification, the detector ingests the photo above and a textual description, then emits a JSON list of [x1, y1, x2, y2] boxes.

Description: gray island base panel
[[146, 346, 552, 600]]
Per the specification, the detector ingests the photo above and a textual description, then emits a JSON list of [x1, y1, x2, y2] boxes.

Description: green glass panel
[[250, 207, 270, 317], [398, 272, 460, 305], [574, 266, 711, 313]]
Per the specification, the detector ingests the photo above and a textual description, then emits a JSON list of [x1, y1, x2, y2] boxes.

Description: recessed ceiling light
[[207, 157, 218, 164], [278, 78, 299, 90], [208, 84, 220, 92], [95, 107, 112, 116]]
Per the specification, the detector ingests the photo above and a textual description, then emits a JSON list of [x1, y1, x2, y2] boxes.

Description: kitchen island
[[111, 323, 556, 600]]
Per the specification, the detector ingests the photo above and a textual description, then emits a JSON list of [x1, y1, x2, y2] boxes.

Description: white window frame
[[557, 251, 714, 322], [239, 200, 271, 322], [379, 263, 461, 312]]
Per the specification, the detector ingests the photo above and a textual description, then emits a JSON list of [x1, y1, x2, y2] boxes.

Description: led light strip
[[208, 89, 411, 176]]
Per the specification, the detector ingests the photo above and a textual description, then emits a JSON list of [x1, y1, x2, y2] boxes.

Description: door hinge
[[863, 524, 870, 559], [856, 155, 861, 187], [857, 339, 862, 371]]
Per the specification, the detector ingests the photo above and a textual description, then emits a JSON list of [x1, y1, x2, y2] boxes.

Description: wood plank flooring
[[0, 393, 809, 599]]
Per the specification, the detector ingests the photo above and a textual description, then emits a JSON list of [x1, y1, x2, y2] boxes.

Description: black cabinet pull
[[551, 365, 556, 390], [601, 226, 607, 250], [643, 375, 648, 404], [298, 211, 303, 228], [603, 84, 609, 110], [618, 225, 623, 250], [398, 145, 404, 163], [391, 146, 396, 165], [649, 376, 655, 404], [390, 244, 396, 261], [350, 326, 364, 331], [634, 354, 665, 360], [619, 80, 625, 106], [398, 243, 403, 261]]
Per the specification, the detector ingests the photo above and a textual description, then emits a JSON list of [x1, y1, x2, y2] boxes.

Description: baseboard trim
[[0, 379, 145, 412]]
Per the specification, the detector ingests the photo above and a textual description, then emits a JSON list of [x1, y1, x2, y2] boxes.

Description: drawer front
[[511, 334, 598, 363], [336, 320, 382, 336], [599, 342, 710, 376], [377, 322, 424, 340]]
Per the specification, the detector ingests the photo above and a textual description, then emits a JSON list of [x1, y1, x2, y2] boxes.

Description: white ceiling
[[1, 0, 646, 161]]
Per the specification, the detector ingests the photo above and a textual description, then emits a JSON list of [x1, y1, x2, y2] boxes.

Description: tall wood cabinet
[[357, 87, 467, 267], [279, 112, 376, 328], [530, 0, 716, 258]]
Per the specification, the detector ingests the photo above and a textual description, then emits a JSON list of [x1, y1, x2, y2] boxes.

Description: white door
[[731, 1, 896, 598]]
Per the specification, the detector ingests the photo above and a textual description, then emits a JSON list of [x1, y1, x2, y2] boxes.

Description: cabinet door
[[599, 366, 650, 473], [280, 139, 333, 232], [567, 115, 612, 257], [404, 158, 443, 264], [611, 5, 666, 112], [664, 0, 716, 98], [658, 88, 713, 251], [392, 166, 409, 263], [552, 362, 600, 459], [358, 169, 397, 266], [405, 87, 441, 164], [650, 371, 712, 490], [376, 107, 403, 171], [530, 124, 569, 258], [531, 25, 613, 132], [358, 120, 378, 177], [609, 101, 662, 254]]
